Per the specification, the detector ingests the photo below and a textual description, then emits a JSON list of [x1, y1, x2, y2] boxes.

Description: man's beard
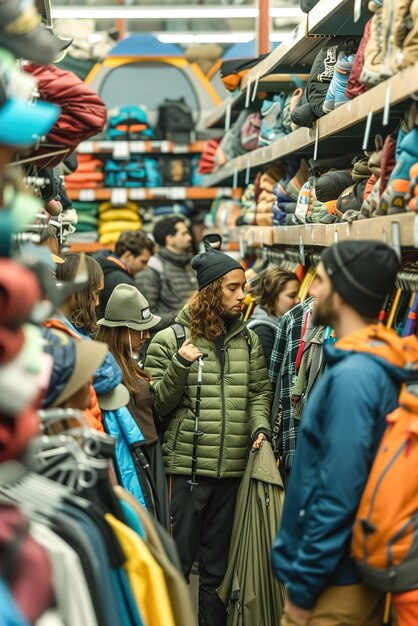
[[223, 309, 242, 320], [311, 298, 335, 328]]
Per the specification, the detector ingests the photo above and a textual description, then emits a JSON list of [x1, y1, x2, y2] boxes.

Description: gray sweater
[[134, 247, 198, 329]]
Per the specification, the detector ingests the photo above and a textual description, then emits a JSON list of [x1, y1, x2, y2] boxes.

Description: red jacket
[[25, 63, 107, 167]]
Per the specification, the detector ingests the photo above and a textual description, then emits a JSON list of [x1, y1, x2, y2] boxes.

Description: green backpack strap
[[242, 326, 252, 354]]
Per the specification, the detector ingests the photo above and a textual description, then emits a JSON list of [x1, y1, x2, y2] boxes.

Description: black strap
[[172, 323, 187, 350]]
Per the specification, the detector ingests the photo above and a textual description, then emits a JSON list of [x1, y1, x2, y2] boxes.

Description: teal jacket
[[145, 307, 272, 478]]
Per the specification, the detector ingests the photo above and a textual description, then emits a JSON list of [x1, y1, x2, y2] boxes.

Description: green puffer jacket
[[145, 307, 272, 478]]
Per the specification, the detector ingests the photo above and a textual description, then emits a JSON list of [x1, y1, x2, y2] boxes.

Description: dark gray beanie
[[191, 241, 243, 290], [321, 240, 400, 317]]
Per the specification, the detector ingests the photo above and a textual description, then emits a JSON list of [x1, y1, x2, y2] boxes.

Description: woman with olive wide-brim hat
[[96, 283, 170, 529]]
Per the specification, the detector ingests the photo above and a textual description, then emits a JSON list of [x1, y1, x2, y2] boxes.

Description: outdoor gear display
[[24, 62, 107, 168], [156, 98, 195, 144], [107, 105, 155, 140]]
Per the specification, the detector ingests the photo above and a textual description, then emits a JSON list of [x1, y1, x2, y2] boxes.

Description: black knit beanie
[[321, 240, 400, 317], [192, 240, 244, 290]]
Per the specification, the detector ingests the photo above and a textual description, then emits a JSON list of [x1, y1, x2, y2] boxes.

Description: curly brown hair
[[188, 278, 228, 341], [95, 325, 150, 394], [56, 253, 103, 336]]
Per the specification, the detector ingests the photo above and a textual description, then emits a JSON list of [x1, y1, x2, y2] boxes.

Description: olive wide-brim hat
[[97, 283, 161, 332]]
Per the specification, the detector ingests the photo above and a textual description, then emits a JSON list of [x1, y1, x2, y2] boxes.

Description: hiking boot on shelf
[[258, 93, 287, 147], [398, 0, 418, 70], [346, 18, 372, 100], [377, 127, 418, 214], [323, 53, 356, 112], [360, 6, 390, 86], [384, 0, 413, 74]]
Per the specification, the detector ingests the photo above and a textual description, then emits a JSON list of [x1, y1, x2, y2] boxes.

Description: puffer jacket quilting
[[144, 307, 272, 478]]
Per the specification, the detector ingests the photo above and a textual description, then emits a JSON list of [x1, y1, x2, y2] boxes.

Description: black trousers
[[169, 475, 240, 626]]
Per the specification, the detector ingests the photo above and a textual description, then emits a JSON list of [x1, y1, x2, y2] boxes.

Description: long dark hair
[[56, 253, 103, 335], [95, 325, 150, 394]]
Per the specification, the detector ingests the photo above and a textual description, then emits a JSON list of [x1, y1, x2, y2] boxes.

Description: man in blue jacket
[[272, 240, 418, 626]]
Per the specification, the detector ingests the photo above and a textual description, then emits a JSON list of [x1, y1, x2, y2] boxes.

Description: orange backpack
[[352, 384, 418, 593]]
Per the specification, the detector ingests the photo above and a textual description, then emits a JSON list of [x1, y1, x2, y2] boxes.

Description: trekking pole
[[187, 355, 206, 491]]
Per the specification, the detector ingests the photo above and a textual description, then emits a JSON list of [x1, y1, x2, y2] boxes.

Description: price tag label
[[152, 187, 166, 196], [313, 122, 319, 161], [112, 142, 130, 159], [130, 141, 146, 153], [383, 82, 391, 126], [130, 188, 146, 200], [225, 102, 232, 132], [111, 188, 128, 205], [299, 234, 305, 266], [160, 141, 170, 153], [414, 215, 418, 248], [252, 73, 260, 102], [100, 141, 114, 150], [172, 144, 188, 154], [79, 189, 95, 201], [362, 109, 373, 150], [245, 80, 252, 108], [78, 141, 94, 154], [245, 158, 251, 185], [354, 0, 361, 23], [168, 187, 186, 200]]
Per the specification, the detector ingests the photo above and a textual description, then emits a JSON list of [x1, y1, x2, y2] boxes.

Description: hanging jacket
[[272, 325, 418, 611], [94, 252, 136, 317], [144, 306, 272, 478], [42, 317, 104, 431], [247, 305, 281, 371], [24, 63, 107, 168], [134, 248, 198, 329], [75, 324, 123, 396], [102, 406, 147, 509]]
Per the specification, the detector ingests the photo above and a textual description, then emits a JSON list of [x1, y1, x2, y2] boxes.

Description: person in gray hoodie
[[247, 268, 300, 370], [135, 216, 198, 329]]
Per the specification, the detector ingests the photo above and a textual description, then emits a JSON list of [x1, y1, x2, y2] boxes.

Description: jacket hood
[[176, 306, 246, 338], [158, 247, 193, 268], [328, 324, 418, 383], [247, 306, 281, 330], [99, 254, 130, 277]]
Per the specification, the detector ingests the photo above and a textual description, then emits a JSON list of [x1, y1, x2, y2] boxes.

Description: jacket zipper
[[217, 346, 226, 478]]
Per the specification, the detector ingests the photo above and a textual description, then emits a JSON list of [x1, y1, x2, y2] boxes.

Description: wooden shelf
[[202, 61, 418, 187], [77, 140, 205, 156], [233, 214, 416, 249], [203, 0, 370, 130], [66, 187, 242, 202], [66, 241, 114, 253]]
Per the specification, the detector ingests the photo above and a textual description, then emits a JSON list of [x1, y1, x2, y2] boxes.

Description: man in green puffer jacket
[[145, 240, 272, 626]]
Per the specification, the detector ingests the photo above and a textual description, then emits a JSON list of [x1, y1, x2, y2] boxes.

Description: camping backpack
[[107, 105, 155, 140], [352, 383, 418, 593], [156, 98, 195, 144]]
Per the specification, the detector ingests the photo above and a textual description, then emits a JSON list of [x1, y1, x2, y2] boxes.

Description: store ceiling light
[[157, 32, 292, 44], [51, 6, 303, 20], [51, 6, 259, 19], [269, 7, 303, 17]]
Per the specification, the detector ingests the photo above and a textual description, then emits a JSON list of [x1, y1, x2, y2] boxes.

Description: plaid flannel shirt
[[269, 298, 314, 469]]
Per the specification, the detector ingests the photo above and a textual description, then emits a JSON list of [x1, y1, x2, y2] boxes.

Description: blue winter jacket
[[272, 326, 418, 610], [102, 406, 147, 509]]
